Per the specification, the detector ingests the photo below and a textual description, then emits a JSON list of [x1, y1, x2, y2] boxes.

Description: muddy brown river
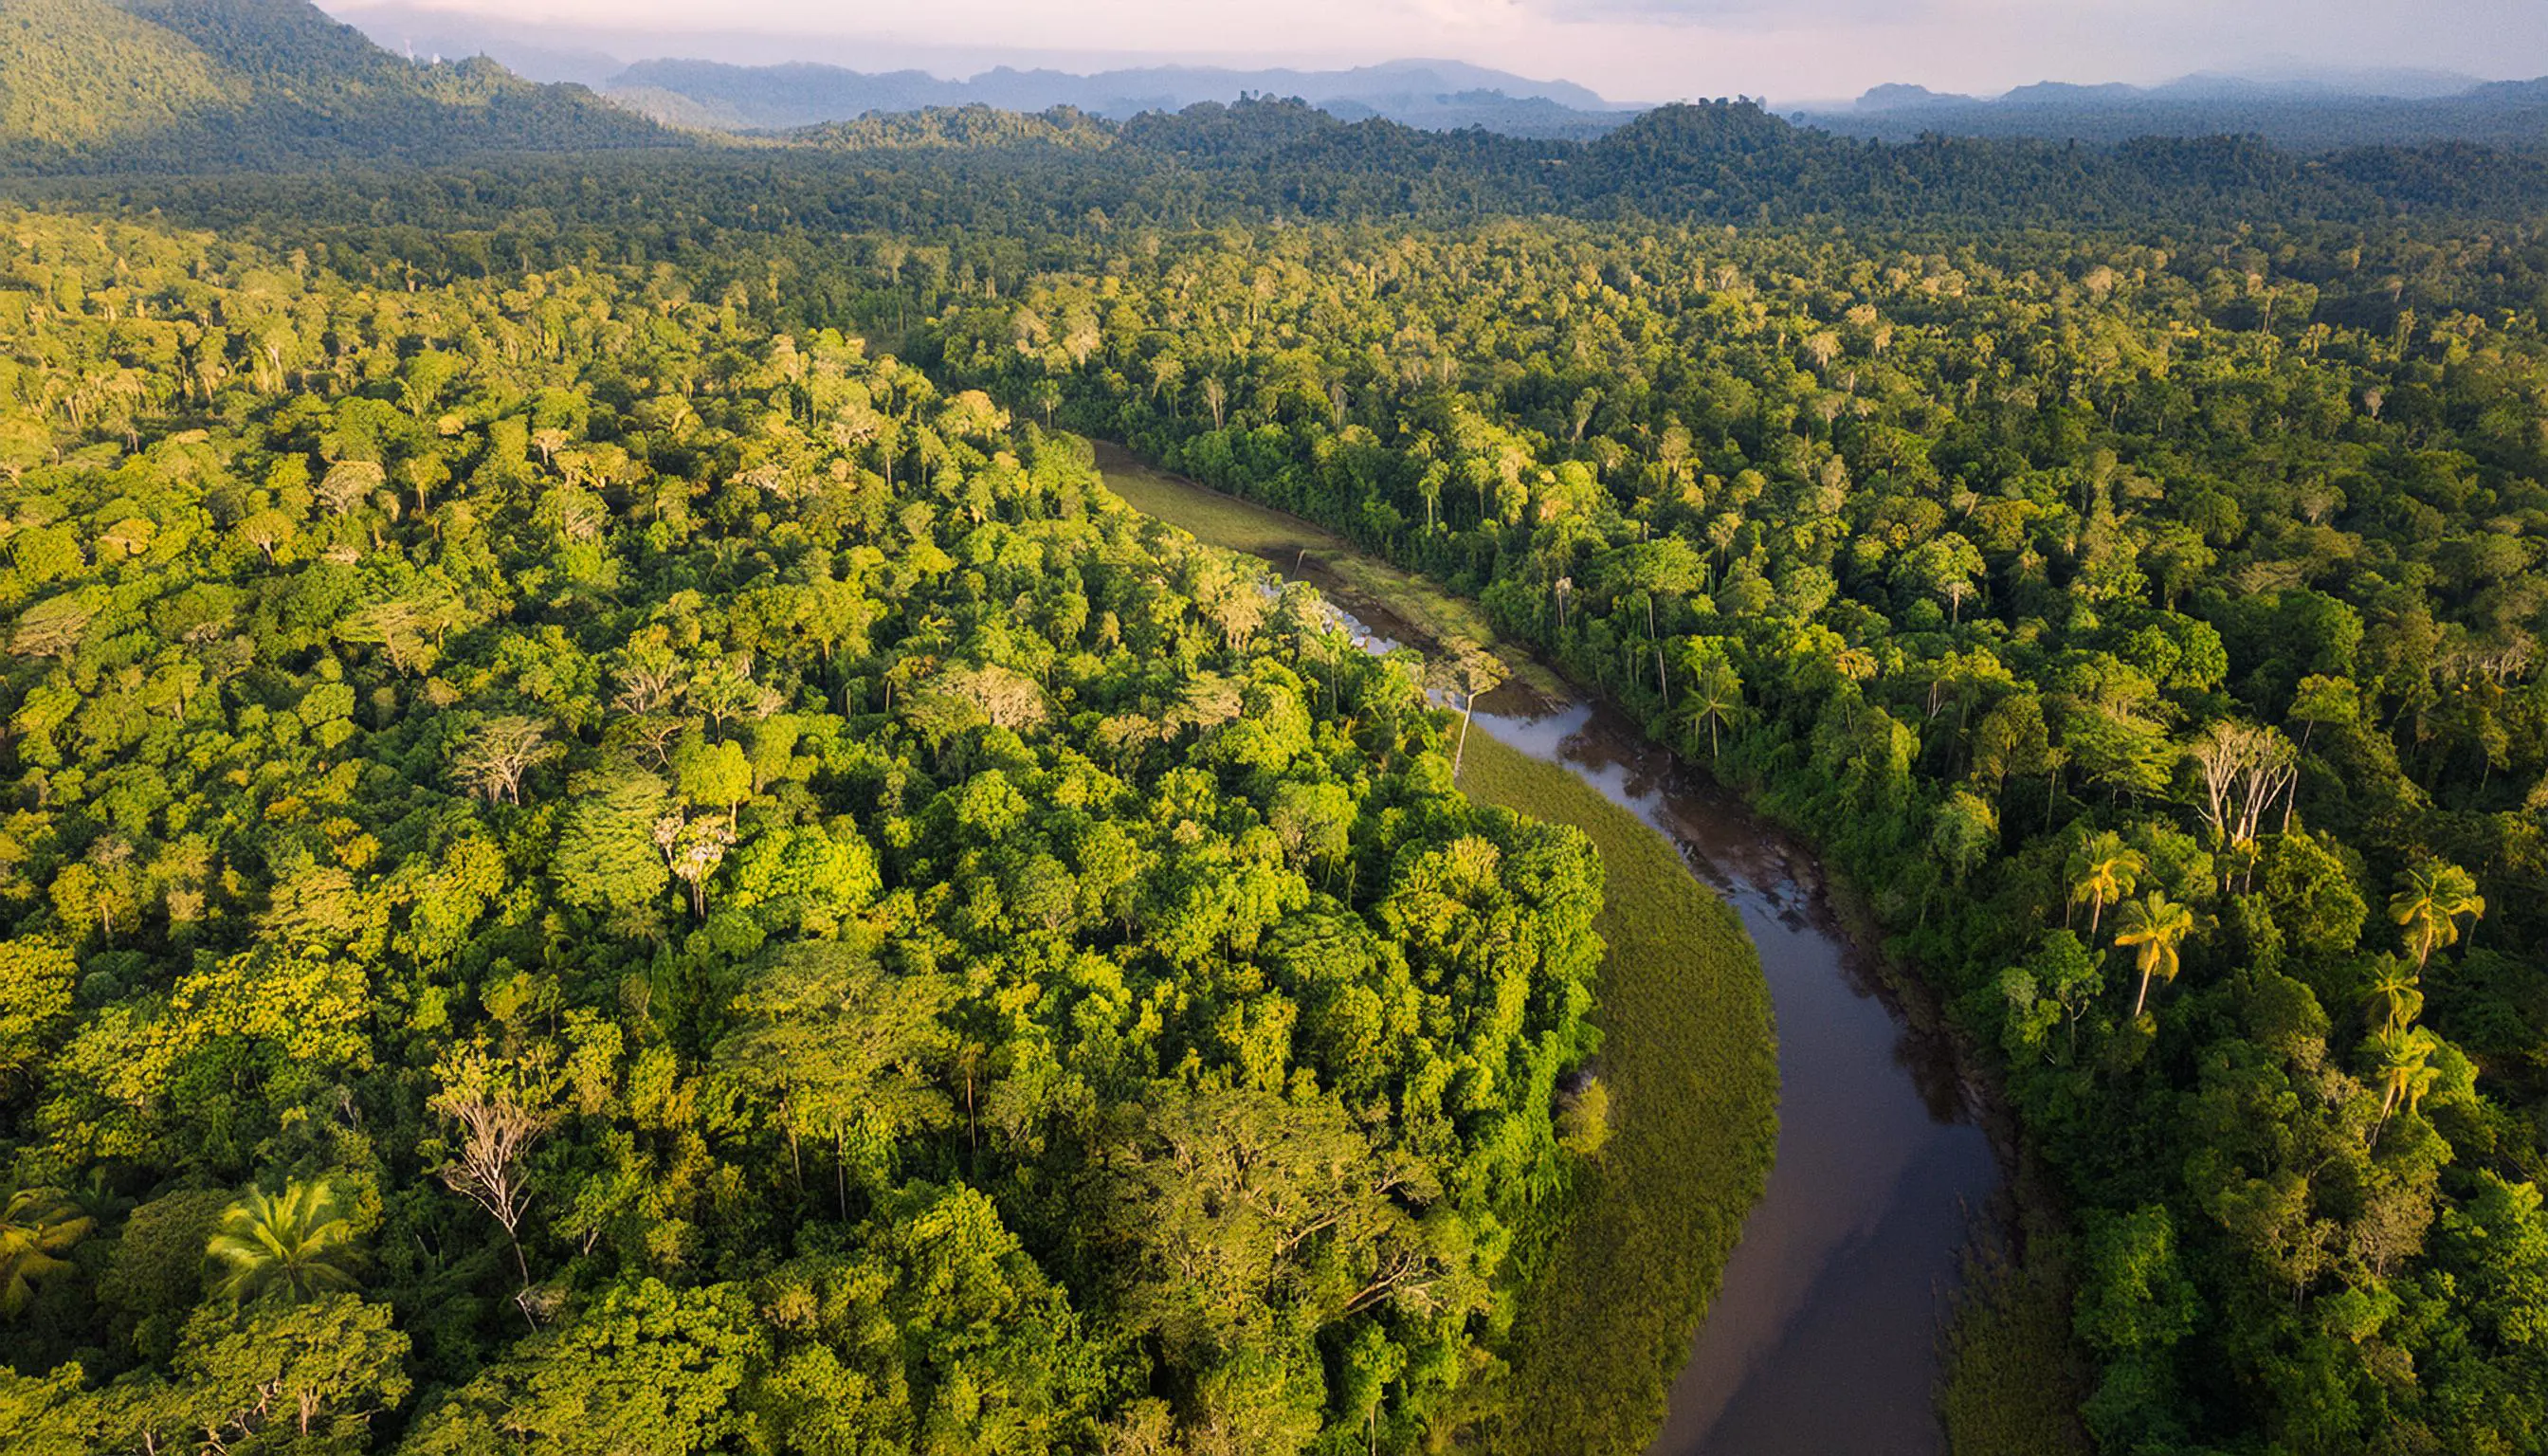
[[1479, 696, 2000, 1456], [1099, 443, 2003, 1454]]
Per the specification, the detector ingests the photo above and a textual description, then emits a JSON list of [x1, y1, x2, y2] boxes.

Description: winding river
[[1491, 697, 2001, 1456], [1096, 444, 2003, 1454]]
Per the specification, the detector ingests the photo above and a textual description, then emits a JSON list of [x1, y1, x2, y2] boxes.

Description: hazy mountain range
[[306, 4, 2548, 149], [1798, 71, 2548, 150], [323, 5, 1641, 138], [7, 0, 2543, 173], [601, 59, 1636, 138]]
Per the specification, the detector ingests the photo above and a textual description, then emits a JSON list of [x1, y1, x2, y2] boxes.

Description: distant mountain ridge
[[318, 3, 2548, 151], [1805, 69, 2548, 150], [0, 0, 672, 172], [318, 7, 1641, 140], [1854, 67, 2489, 109], [5, 0, 2543, 208], [597, 56, 1639, 139]]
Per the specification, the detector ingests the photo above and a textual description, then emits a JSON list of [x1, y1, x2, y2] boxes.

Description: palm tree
[[207, 1180, 358, 1306], [2390, 862, 2484, 971], [1417, 464, 1446, 534], [2112, 890, 2194, 1018], [2367, 1024, 2443, 1121], [0, 1188, 92, 1316], [2361, 962, 2424, 1031], [1684, 660, 1745, 758], [2066, 831, 2146, 937]]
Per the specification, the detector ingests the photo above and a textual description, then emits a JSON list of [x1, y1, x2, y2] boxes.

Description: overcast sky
[[323, 0, 2548, 103]]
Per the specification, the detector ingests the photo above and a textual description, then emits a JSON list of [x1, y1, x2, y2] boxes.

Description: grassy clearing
[[1095, 446, 1323, 556], [1455, 731, 1778, 1456], [1099, 444, 1780, 1455]]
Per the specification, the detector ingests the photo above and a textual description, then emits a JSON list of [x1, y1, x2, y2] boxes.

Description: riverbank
[[1090, 442, 1779, 1454], [1457, 731, 1776, 1455], [1792, 829, 2093, 1456]]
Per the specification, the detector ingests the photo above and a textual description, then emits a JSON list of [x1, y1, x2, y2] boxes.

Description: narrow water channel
[[1095, 444, 2003, 1454], [1477, 696, 1999, 1456]]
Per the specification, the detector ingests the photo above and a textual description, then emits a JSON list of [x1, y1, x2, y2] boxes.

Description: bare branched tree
[[2189, 721, 2300, 887], [668, 815, 736, 918], [1429, 643, 1508, 780], [450, 716, 561, 806], [610, 645, 685, 718], [429, 1050, 558, 1326], [315, 460, 385, 518]]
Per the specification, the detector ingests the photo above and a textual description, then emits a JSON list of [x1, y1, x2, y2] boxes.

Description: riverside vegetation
[[2, 2, 2548, 1453], [1088, 442, 1777, 1456]]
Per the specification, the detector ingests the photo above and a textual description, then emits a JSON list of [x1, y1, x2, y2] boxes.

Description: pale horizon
[[319, 0, 2548, 108]]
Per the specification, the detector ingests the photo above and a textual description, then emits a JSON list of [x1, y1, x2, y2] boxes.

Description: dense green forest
[[931, 212, 2548, 1451], [0, 211, 1622, 1451], [4, 0, 2548, 1451]]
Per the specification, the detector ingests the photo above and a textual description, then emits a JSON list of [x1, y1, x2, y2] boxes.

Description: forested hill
[[5, 0, 2547, 229], [1115, 100, 2548, 225], [1800, 76, 2548, 154], [38, 90, 2548, 237], [0, 0, 674, 173]]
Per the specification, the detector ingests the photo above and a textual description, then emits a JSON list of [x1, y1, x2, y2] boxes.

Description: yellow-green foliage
[[0, 209, 1620, 1452], [0, 0, 239, 145]]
